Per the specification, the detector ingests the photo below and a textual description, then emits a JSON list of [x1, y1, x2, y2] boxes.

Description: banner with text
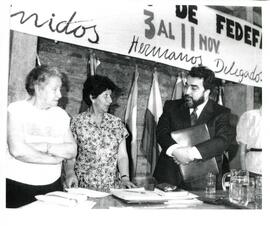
[[10, 3, 262, 87]]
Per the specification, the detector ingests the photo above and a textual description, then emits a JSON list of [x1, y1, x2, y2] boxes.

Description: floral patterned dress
[[70, 110, 128, 192]]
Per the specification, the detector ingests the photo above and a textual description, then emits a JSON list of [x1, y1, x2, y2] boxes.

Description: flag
[[218, 86, 224, 106], [124, 66, 139, 178], [171, 73, 184, 100], [141, 69, 163, 175], [88, 51, 100, 76], [79, 50, 101, 113], [36, 54, 41, 66]]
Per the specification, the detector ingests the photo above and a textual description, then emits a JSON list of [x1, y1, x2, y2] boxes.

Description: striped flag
[[124, 66, 139, 178], [171, 73, 184, 100], [141, 69, 163, 175]]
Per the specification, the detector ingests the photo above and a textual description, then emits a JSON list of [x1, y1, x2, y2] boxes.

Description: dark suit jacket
[[153, 99, 235, 189]]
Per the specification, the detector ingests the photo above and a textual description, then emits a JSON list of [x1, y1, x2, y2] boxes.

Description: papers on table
[[110, 187, 202, 206], [34, 191, 96, 208], [65, 187, 110, 198], [111, 187, 168, 203], [154, 188, 199, 199], [23, 188, 109, 209]]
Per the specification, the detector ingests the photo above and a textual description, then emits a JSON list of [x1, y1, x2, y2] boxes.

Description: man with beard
[[153, 66, 235, 190]]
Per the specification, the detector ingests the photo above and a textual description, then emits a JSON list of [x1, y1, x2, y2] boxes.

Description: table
[[90, 190, 258, 209], [21, 190, 260, 210]]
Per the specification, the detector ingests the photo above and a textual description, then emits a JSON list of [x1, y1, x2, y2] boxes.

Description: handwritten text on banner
[[10, 3, 262, 87]]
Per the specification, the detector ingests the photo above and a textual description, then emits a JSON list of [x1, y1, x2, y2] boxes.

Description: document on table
[[65, 187, 110, 198], [111, 187, 168, 203], [110, 187, 201, 205], [25, 191, 97, 209], [154, 188, 198, 199]]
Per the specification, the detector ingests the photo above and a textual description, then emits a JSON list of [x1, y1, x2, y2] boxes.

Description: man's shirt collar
[[189, 99, 208, 118]]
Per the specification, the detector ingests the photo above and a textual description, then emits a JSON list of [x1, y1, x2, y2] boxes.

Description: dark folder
[[171, 124, 219, 182]]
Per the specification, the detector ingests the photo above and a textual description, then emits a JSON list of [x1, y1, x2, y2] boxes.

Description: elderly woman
[[65, 75, 136, 192], [6, 65, 77, 208]]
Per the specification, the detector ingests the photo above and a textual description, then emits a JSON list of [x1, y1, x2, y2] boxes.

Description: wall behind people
[[8, 31, 37, 103]]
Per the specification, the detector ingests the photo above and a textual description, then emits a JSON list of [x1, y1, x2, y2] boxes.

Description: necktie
[[190, 108, 198, 126]]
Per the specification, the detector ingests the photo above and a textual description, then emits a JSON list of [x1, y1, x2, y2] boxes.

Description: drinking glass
[[255, 175, 262, 209], [205, 172, 216, 197], [248, 177, 255, 203], [222, 169, 249, 206]]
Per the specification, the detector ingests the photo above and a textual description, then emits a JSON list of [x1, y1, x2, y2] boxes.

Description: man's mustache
[[184, 95, 192, 101], [184, 95, 193, 107]]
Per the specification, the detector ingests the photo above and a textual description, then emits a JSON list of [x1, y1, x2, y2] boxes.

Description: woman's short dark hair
[[83, 74, 118, 106], [189, 66, 215, 91], [25, 65, 63, 96]]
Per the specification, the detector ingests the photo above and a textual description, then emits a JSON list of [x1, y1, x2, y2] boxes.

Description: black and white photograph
[[0, 0, 269, 225]]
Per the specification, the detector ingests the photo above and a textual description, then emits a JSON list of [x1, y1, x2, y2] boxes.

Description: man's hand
[[121, 176, 137, 189], [172, 147, 194, 165]]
